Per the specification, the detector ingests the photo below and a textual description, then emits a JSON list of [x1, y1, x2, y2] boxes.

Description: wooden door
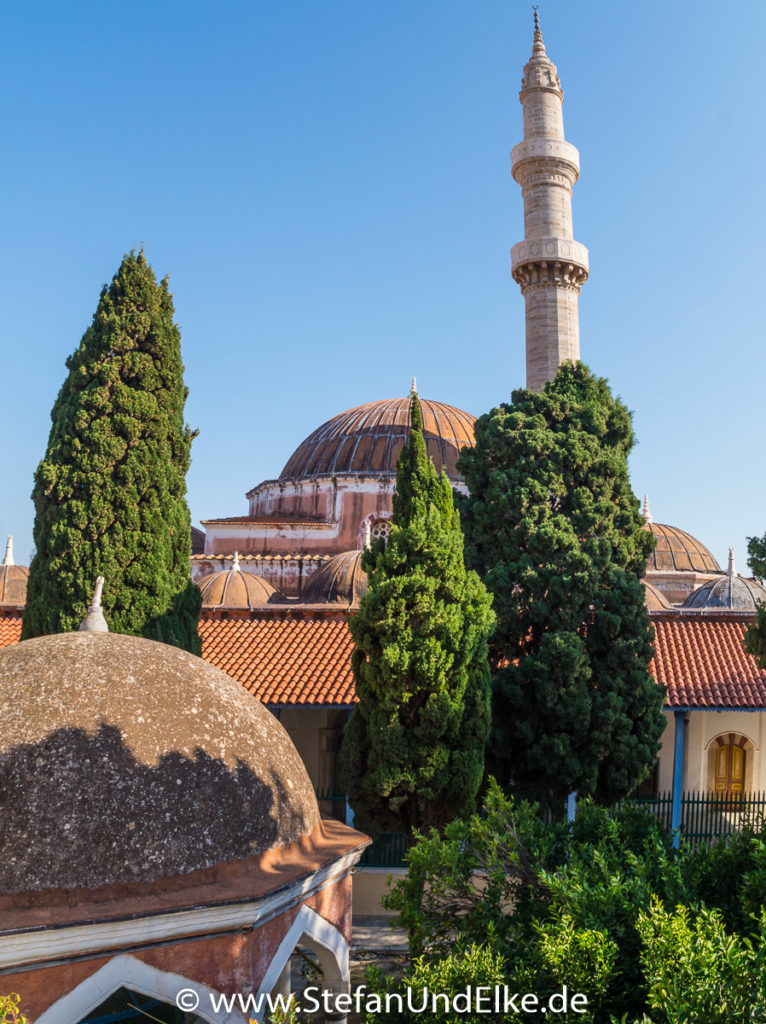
[[715, 742, 746, 797]]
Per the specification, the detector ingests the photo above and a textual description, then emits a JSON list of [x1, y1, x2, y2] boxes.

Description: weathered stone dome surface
[[0, 632, 319, 893], [198, 563, 283, 608], [303, 550, 368, 606], [682, 573, 766, 611], [0, 564, 28, 606], [644, 522, 720, 574], [643, 581, 672, 611], [280, 397, 476, 481]]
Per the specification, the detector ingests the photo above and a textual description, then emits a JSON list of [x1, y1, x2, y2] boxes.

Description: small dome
[[280, 396, 476, 481], [0, 632, 318, 892], [644, 581, 672, 611], [0, 564, 28, 606], [682, 549, 766, 611], [303, 550, 368, 606], [644, 522, 720, 574], [197, 555, 283, 608]]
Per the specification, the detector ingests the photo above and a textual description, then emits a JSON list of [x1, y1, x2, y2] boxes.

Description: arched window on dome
[[370, 519, 391, 543]]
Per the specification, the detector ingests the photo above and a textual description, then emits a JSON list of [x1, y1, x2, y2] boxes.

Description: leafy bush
[[0, 995, 28, 1024]]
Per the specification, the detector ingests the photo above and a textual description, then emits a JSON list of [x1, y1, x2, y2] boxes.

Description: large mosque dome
[[280, 396, 476, 481], [0, 631, 319, 892], [644, 521, 720, 574]]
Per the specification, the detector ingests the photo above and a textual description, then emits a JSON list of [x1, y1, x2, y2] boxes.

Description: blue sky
[[0, 1, 764, 570]]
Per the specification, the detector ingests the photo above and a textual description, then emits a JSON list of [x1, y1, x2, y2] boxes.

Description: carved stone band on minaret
[[512, 14, 588, 392]]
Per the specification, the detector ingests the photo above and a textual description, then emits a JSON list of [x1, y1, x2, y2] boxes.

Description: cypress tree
[[340, 392, 495, 840], [458, 362, 665, 810], [744, 534, 766, 667], [22, 250, 201, 652]]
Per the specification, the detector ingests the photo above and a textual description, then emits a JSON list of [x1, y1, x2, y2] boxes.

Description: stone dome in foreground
[[280, 396, 476, 481], [682, 550, 766, 612], [0, 632, 319, 893]]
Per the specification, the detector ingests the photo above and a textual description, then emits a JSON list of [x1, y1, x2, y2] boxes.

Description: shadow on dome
[[0, 723, 316, 894]]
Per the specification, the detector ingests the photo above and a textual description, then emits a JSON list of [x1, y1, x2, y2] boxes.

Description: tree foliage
[[457, 362, 664, 809], [22, 250, 201, 651], [744, 533, 766, 667], [340, 393, 494, 839]]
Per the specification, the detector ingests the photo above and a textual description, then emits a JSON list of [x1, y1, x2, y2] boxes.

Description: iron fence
[[627, 789, 766, 846]]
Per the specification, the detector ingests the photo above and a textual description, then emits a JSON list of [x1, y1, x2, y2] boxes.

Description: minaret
[[511, 9, 589, 391]]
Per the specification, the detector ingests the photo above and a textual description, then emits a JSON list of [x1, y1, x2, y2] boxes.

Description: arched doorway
[[76, 987, 185, 1023], [709, 733, 752, 797]]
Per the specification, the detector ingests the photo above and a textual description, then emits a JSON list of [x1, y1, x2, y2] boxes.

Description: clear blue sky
[[1, 1, 763, 571]]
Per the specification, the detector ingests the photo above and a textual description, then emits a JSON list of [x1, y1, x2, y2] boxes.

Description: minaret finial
[[232, 551, 241, 572], [641, 494, 653, 524], [410, 376, 417, 395], [2, 536, 14, 566], [533, 5, 540, 33], [728, 547, 736, 577], [78, 576, 109, 632]]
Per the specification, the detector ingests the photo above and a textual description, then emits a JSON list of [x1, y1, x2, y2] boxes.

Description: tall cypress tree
[[340, 392, 495, 840], [458, 362, 664, 810], [22, 250, 201, 652], [744, 535, 766, 667]]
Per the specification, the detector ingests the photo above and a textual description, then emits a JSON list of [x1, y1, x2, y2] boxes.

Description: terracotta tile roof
[[199, 611, 356, 706], [0, 610, 23, 648], [651, 613, 766, 709], [199, 515, 331, 527], [2, 608, 766, 712]]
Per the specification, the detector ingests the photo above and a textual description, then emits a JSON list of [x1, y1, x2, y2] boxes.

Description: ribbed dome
[[0, 565, 28, 606], [682, 551, 766, 611], [280, 396, 476, 481], [197, 555, 283, 608], [0, 631, 318, 892], [303, 550, 368, 606], [644, 581, 672, 611], [644, 522, 720, 574]]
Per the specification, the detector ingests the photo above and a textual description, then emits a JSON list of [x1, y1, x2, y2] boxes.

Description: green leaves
[[341, 394, 495, 839], [22, 250, 200, 652], [458, 362, 664, 809]]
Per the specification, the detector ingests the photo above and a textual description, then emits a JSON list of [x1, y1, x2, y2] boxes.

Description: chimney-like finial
[[2, 535, 14, 566], [641, 494, 653, 524], [727, 547, 736, 577], [79, 576, 109, 633], [232, 551, 241, 572], [363, 520, 372, 550], [410, 376, 417, 395]]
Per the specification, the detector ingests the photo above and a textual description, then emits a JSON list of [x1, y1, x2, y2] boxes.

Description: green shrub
[[0, 995, 28, 1024]]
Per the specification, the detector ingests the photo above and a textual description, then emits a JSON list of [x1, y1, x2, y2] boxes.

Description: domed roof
[[682, 550, 766, 612], [0, 537, 27, 606], [644, 581, 672, 611], [303, 550, 368, 606], [280, 395, 476, 481], [197, 553, 283, 608], [0, 631, 318, 893], [644, 522, 720, 574]]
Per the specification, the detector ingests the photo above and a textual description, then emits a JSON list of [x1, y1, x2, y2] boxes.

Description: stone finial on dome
[[363, 519, 372, 550], [3, 536, 14, 566], [410, 376, 417, 395], [641, 494, 653, 524], [727, 547, 736, 577], [79, 576, 109, 633], [232, 550, 241, 572]]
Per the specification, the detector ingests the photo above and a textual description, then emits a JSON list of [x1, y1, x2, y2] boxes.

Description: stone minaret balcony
[[511, 11, 589, 391]]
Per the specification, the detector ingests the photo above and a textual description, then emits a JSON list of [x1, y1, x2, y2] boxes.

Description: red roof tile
[[0, 610, 22, 649], [651, 613, 766, 709], [2, 608, 766, 711]]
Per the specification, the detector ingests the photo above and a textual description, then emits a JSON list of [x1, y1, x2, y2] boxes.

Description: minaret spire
[[511, 12, 589, 391]]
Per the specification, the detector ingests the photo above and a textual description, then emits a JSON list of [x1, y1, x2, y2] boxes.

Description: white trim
[[257, 905, 348, 1011], [0, 847, 365, 971], [35, 953, 247, 1024]]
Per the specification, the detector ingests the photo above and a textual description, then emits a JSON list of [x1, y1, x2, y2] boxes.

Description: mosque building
[[3, 18, 766, 957]]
